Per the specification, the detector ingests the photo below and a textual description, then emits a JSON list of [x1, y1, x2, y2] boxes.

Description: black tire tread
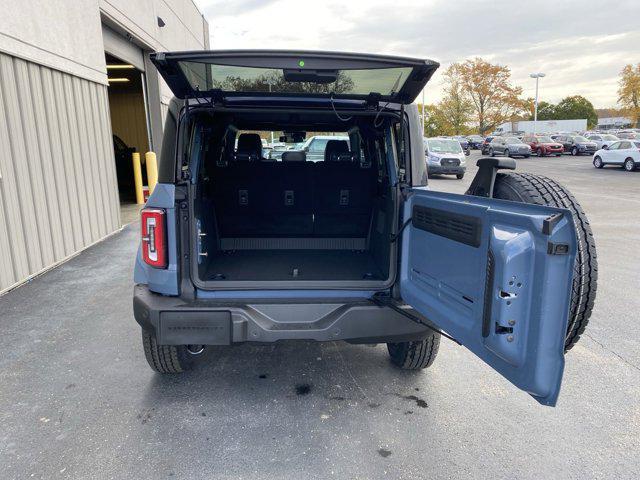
[[493, 172, 598, 351], [387, 333, 441, 370], [142, 330, 191, 373]]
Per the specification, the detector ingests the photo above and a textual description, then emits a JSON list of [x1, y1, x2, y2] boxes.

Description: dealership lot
[[0, 152, 639, 479]]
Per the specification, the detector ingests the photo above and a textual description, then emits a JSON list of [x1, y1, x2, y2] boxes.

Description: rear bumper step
[[133, 284, 430, 345]]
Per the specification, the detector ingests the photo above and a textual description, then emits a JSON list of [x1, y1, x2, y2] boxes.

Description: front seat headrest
[[281, 151, 306, 162], [324, 140, 351, 162], [236, 133, 263, 161]]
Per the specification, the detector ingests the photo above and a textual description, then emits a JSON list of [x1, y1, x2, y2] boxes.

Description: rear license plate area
[[159, 311, 231, 345]]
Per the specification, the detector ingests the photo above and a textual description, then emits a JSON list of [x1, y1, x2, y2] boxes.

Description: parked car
[[552, 134, 597, 156], [424, 137, 466, 179], [481, 136, 495, 155], [487, 136, 532, 158], [592, 140, 640, 171], [452, 135, 471, 155], [300, 135, 350, 162], [586, 134, 619, 150], [617, 131, 640, 140], [522, 135, 563, 157], [466, 135, 484, 149], [135, 50, 598, 407]]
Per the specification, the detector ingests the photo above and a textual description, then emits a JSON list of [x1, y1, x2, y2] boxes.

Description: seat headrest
[[324, 140, 351, 162], [235, 133, 263, 161], [281, 151, 306, 162]]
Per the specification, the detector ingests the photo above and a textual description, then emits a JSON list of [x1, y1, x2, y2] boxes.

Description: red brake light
[[141, 208, 167, 268]]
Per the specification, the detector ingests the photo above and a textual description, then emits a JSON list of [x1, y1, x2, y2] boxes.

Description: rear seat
[[312, 140, 375, 237], [213, 137, 374, 239]]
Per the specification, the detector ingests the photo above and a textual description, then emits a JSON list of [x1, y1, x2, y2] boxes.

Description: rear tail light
[[141, 208, 167, 268]]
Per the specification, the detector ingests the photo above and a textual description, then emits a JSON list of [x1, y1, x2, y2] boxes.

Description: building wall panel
[[0, 51, 121, 293]]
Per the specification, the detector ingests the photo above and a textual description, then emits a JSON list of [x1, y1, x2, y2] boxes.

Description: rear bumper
[[133, 285, 430, 345]]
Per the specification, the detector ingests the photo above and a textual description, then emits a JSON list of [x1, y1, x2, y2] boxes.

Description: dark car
[[487, 136, 532, 158], [481, 136, 495, 154], [133, 49, 597, 407], [466, 135, 484, 149], [553, 134, 598, 156], [522, 135, 564, 157], [113, 135, 137, 194], [452, 135, 471, 155]]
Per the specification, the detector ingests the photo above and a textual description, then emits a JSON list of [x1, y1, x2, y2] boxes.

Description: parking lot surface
[[1, 152, 639, 479]]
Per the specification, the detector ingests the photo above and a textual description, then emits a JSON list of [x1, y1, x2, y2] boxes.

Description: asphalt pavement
[[1, 151, 639, 479]]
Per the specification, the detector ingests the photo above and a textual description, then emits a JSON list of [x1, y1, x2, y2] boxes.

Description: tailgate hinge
[[370, 293, 461, 345]]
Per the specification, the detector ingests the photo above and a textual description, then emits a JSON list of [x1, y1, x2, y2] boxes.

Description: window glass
[[178, 61, 413, 97], [608, 142, 620, 150], [537, 136, 553, 142], [426, 138, 463, 154], [309, 138, 329, 152], [619, 141, 631, 149], [573, 136, 588, 142]]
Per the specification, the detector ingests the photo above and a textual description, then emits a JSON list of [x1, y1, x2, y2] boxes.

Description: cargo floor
[[203, 249, 385, 281]]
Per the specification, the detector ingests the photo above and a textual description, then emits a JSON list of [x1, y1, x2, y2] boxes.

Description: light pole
[[530, 73, 546, 135], [421, 88, 426, 137]]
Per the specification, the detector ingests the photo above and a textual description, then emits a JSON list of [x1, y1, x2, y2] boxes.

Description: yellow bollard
[[145, 152, 158, 195], [132, 152, 144, 204]]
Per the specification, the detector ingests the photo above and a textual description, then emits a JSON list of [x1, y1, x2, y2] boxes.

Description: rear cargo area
[[190, 110, 397, 287]]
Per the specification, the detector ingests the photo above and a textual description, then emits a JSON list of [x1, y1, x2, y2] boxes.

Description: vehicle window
[[634, 142, 640, 149], [504, 137, 520, 144], [589, 136, 601, 141], [426, 138, 463, 154], [608, 142, 620, 150], [309, 138, 329, 152], [178, 61, 413, 97], [619, 141, 631, 149], [537, 136, 553, 142], [603, 135, 618, 141], [573, 136, 588, 142]]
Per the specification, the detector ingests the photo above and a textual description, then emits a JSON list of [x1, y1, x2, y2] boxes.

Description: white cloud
[[194, 0, 640, 108]]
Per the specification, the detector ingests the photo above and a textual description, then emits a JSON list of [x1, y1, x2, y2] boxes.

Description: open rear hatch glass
[[150, 50, 439, 104]]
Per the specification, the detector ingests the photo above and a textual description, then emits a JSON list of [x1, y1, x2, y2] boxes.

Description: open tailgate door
[[150, 50, 439, 104]]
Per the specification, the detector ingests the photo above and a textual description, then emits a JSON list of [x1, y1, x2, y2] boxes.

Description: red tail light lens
[[141, 208, 167, 268]]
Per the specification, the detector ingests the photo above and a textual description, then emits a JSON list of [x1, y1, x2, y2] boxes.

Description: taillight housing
[[141, 208, 167, 269]]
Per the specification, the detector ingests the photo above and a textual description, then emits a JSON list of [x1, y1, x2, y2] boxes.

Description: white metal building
[[0, 1, 210, 293]]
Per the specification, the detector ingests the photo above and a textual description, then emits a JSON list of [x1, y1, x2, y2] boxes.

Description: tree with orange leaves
[[618, 64, 640, 127], [449, 58, 525, 134]]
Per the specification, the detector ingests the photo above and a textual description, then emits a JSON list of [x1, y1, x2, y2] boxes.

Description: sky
[[193, 0, 639, 109]]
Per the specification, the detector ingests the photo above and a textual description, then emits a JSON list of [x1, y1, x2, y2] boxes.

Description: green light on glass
[[298, 60, 305, 67]]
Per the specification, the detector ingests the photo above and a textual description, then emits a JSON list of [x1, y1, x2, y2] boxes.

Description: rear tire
[[537, 148, 543, 157], [492, 173, 597, 351], [456, 173, 464, 179], [571, 146, 578, 156], [387, 333, 440, 370], [142, 330, 192, 373], [489, 148, 495, 157], [624, 158, 635, 171]]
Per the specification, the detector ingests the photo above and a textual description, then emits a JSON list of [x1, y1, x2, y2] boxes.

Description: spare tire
[[492, 172, 597, 351]]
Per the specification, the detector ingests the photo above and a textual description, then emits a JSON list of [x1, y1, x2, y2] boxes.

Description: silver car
[[488, 136, 532, 158], [586, 134, 619, 150]]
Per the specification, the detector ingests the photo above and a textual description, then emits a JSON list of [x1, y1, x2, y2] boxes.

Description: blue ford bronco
[[133, 50, 597, 406]]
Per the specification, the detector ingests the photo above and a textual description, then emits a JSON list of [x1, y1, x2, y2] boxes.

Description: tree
[[527, 100, 557, 121], [418, 103, 454, 137], [554, 95, 598, 128], [436, 66, 474, 135], [450, 58, 525, 134], [618, 63, 640, 127]]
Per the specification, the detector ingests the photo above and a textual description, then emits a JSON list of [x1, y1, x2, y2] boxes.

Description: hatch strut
[[370, 293, 461, 345]]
